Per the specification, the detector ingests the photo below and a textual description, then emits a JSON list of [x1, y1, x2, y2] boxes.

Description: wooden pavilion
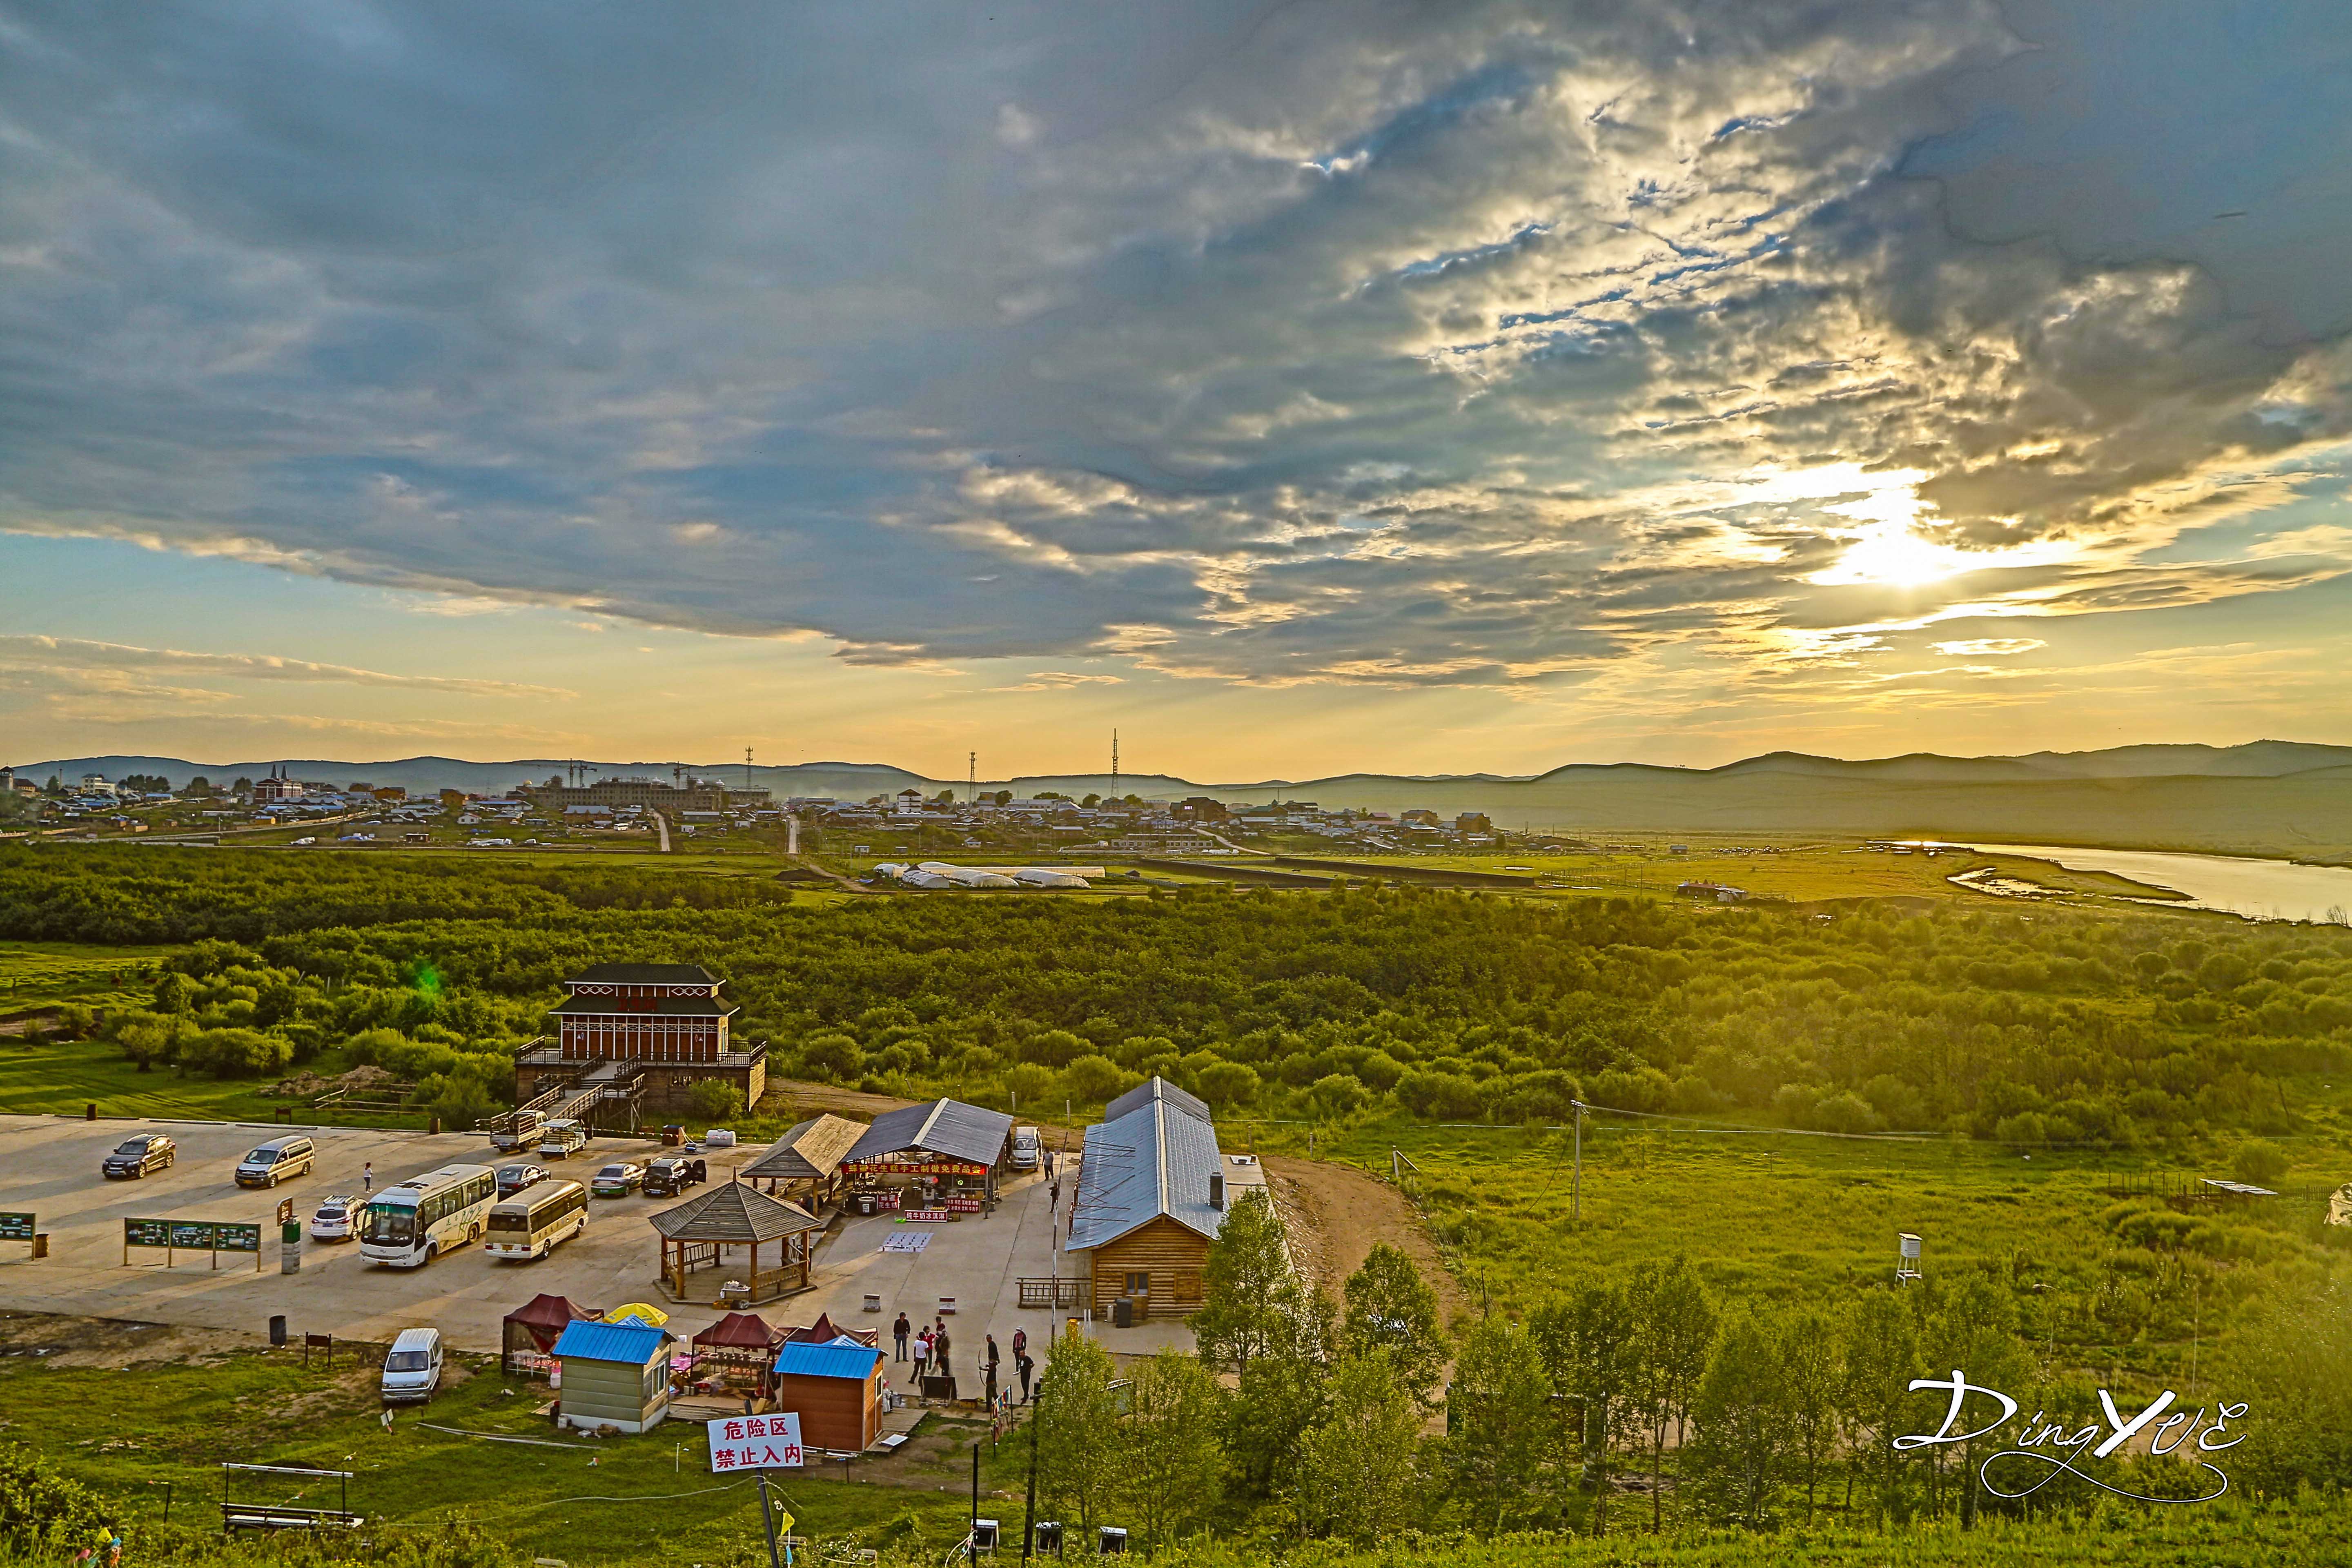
[[650, 1180, 826, 1305], [740, 1113, 865, 1209]]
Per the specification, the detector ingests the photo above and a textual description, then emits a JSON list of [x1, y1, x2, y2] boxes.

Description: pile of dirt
[[268, 1064, 398, 1099], [0, 1312, 253, 1368], [1264, 1155, 1472, 1325]]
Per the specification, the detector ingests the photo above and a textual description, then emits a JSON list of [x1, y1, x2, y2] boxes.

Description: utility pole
[[1110, 729, 1118, 788], [1022, 1372, 1047, 1560], [1571, 1100, 1583, 1222], [970, 751, 978, 805], [745, 746, 754, 797]]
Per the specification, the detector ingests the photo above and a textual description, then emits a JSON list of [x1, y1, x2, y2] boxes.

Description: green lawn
[[0, 1334, 1027, 1568], [0, 940, 174, 1015]]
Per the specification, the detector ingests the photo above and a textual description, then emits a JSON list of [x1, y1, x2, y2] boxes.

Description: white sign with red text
[[707, 1412, 804, 1472]]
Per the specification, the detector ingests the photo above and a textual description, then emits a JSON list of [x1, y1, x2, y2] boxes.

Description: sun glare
[[1813, 524, 1983, 587]]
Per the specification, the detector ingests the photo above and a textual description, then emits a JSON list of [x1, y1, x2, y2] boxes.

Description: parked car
[[380, 1327, 444, 1404], [536, 1119, 588, 1160], [235, 1135, 316, 1189], [641, 1155, 706, 1198], [102, 1133, 175, 1179], [496, 1161, 550, 1199], [309, 1196, 355, 1242], [489, 1110, 547, 1156], [1011, 1125, 1042, 1171], [589, 1161, 645, 1198]]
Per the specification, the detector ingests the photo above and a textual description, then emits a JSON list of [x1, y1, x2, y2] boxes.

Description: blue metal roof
[[773, 1339, 885, 1379], [552, 1320, 671, 1363], [1067, 1076, 1227, 1253]]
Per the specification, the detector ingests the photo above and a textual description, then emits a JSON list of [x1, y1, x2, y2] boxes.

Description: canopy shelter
[[839, 1098, 1014, 1200], [688, 1311, 782, 1392], [781, 1312, 879, 1348], [740, 1113, 865, 1208], [501, 1293, 599, 1376], [650, 1180, 825, 1305]]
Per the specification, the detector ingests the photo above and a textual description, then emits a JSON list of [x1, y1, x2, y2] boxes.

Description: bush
[[686, 1080, 747, 1123], [0, 1438, 115, 1545], [181, 1028, 294, 1078], [1308, 1072, 1371, 1120], [2233, 1138, 2291, 1188], [1058, 1054, 1132, 1105]]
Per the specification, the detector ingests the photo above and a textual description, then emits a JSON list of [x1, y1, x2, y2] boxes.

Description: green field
[[0, 940, 173, 1014]]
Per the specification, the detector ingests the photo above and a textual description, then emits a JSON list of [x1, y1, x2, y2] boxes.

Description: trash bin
[[29, 1233, 47, 1260], [85, 1103, 97, 1121], [269, 1315, 288, 1347], [1099, 1528, 1129, 1555], [1111, 1296, 1133, 1329]]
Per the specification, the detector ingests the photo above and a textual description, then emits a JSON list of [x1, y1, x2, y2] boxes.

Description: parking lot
[[0, 1115, 1192, 1372]]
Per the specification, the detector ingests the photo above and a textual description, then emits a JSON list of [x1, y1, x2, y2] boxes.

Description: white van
[[381, 1327, 444, 1403], [236, 1136, 316, 1189], [1011, 1126, 1041, 1171]]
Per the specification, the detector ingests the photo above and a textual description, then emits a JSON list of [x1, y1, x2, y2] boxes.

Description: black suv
[[103, 1133, 176, 1179], [642, 1156, 707, 1198]]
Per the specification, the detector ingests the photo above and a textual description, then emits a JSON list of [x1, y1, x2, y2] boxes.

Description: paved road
[[0, 1116, 1192, 1369]]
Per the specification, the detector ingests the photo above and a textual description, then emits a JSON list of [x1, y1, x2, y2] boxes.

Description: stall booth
[[688, 1312, 780, 1398], [503, 1293, 601, 1378], [771, 1338, 886, 1454], [838, 1098, 1014, 1214], [740, 1113, 864, 1210], [552, 1320, 675, 1434], [650, 1179, 826, 1305]]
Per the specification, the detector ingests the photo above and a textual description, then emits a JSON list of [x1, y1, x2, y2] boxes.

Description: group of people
[[893, 1312, 1036, 1402]]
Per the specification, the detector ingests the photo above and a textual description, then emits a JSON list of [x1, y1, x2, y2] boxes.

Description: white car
[[310, 1196, 355, 1241]]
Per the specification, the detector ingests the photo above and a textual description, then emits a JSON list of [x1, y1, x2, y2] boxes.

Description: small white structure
[[1896, 1232, 1922, 1285]]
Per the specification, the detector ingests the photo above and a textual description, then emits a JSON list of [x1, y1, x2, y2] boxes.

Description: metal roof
[[1066, 1076, 1229, 1252], [742, 1114, 866, 1181], [570, 963, 719, 984], [551, 1320, 672, 1364], [1105, 1077, 1211, 1124], [648, 1180, 824, 1243], [843, 1098, 1013, 1168], [773, 1339, 886, 1380]]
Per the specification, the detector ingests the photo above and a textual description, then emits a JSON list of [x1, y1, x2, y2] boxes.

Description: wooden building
[[739, 1113, 866, 1208], [551, 1320, 675, 1434], [771, 1338, 886, 1453], [515, 962, 766, 1120], [1065, 1077, 1272, 1321], [839, 1098, 1014, 1200]]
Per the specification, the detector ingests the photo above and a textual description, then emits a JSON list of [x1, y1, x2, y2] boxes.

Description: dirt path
[[1263, 1155, 1471, 1325]]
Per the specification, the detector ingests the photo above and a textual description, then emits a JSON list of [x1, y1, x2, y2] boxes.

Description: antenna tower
[[744, 746, 754, 795], [1111, 729, 1119, 787], [969, 751, 978, 804]]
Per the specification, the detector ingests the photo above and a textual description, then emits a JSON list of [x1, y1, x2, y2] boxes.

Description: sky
[[5, 0, 2352, 782]]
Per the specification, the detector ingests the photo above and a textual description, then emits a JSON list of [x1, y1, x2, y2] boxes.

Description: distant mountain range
[[13, 741, 2352, 857]]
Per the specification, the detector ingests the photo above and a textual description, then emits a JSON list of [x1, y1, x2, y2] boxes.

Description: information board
[[169, 1221, 216, 1252], [123, 1218, 172, 1249], [216, 1223, 262, 1252], [0, 1213, 33, 1241]]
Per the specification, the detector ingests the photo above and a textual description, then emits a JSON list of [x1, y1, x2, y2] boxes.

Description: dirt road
[[1264, 1154, 1470, 1323]]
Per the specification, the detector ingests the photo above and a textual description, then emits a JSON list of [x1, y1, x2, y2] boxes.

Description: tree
[[797, 1032, 862, 1080], [1058, 1054, 1130, 1105], [1121, 1349, 1225, 1549], [1922, 1273, 2032, 1526], [1778, 1310, 1842, 1522], [2232, 1138, 2290, 1188], [686, 1080, 746, 1123], [1035, 1334, 1124, 1535], [1297, 1352, 1423, 1544], [1440, 1314, 1551, 1532], [1192, 1060, 1261, 1115], [1840, 1290, 1921, 1523], [1192, 1189, 1303, 1379], [1342, 1243, 1450, 1410], [1223, 1311, 1331, 1508], [1628, 1255, 1717, 1530], [1685, 1311, 1788, 1526], [1531, 1279, 1637, 1535]]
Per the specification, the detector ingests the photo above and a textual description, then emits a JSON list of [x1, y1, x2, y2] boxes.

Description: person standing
[[1016, 1348, 1034, 1403], [1010, 1327, 1026, 1362], [933, 1323, 951, 1370], [362, 1160, 374, 1194], [893, 1312, 911, 1362], [913, 1328, 932, 1380]]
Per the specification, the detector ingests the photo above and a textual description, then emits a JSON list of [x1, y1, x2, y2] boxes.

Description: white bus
[[360, 1163, 498, 1267], [483, 1180, 590, 1261]]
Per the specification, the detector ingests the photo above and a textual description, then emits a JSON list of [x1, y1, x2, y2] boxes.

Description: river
[[1968, 843, 2352, 926]]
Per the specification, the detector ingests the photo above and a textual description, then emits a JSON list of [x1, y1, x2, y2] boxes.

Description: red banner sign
[[900, 1208, 949, 1222], [851, 1158, 990, 1176]]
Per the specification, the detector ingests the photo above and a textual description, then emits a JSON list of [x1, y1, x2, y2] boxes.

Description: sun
[[1814, 524, 1983, 588]]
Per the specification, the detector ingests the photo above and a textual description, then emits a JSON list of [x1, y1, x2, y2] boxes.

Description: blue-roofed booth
[[1065, 1077, 1271, 1322], [772, 1337, 886, 1452], [552, 1319, 675, 1433]]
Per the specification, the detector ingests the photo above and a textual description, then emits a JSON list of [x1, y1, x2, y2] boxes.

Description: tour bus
[[359, 1163, 498, 1268], [483, 1179, 590, 1261]]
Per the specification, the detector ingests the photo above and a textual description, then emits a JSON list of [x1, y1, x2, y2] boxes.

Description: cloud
[[1929, 638, 2044, 656], [2, 1, 2350, 695], [987, 671, 1126, 692], [0, 635, 570, 698]]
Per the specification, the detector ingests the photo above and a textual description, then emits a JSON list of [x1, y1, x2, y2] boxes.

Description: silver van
[[235, 1135, 316, 1189], [1011, 1126, 1041, 1170], [381, 1327, 443, 1403]]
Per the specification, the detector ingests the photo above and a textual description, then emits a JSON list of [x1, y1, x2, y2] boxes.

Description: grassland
[[0, 940, 173, 1015], [0, 1319, 1020, 1568], [1251, 1111, 2352, 1381]]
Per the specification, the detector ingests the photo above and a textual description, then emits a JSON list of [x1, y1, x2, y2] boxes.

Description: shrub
[[2232, 1138, 2291, 1188], [686, 1080, 747, 1123]]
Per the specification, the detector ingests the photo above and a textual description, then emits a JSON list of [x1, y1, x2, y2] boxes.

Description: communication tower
[[1111, 728, 1119, 787]]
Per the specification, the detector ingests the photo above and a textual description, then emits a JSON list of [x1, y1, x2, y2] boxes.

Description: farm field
[[0, 940, 173, 1015]]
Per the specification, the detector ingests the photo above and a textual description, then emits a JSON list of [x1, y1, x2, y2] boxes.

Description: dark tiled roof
[[843, 1098, 1013, 1168], [570, 963, 719, 984], [648, 1181, 824, 1243]]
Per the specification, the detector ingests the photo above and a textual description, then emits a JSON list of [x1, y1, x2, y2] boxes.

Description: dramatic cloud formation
[[2, 0, 2350, 715]]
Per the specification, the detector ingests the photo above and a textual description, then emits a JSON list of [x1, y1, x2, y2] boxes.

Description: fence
[[1017, 1277, 1083, 1309]]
